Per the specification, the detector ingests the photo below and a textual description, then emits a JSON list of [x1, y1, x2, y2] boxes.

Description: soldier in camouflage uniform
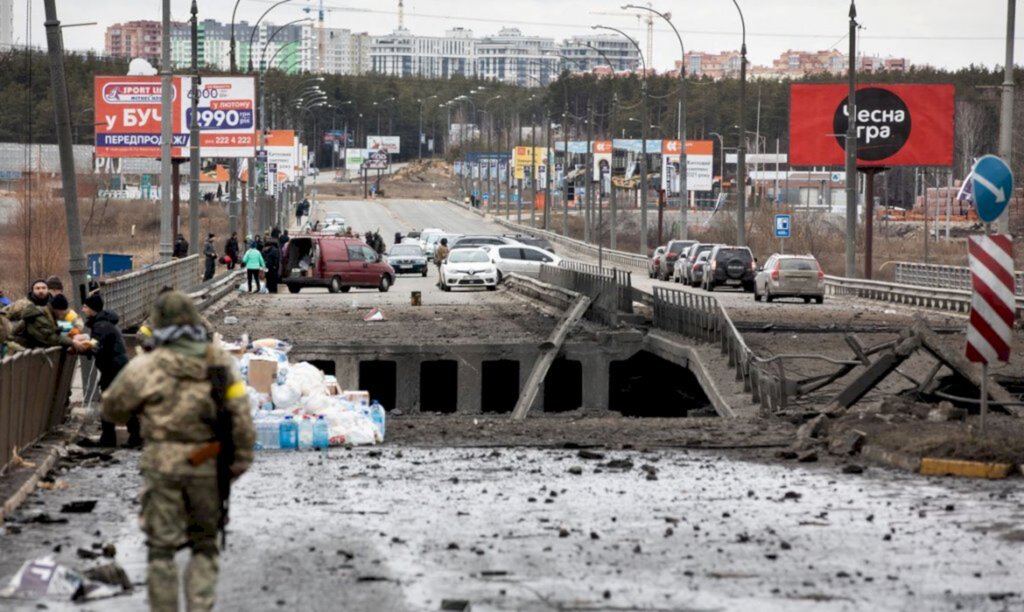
[[102, 291, 254, 612]]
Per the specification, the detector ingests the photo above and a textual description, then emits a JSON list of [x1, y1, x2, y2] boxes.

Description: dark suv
[[704, 245, 756, 292]]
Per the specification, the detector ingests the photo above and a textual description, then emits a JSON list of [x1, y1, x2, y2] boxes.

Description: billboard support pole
[[844, 1, 858, 278], [862, 167, 884, 279], [43, 0, 87, 305], [188, 0, 201, 256], [998, 0, 1016, 234], [159, 0, 173, 263]]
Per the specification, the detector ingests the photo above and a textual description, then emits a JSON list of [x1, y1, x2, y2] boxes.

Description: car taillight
[[693, 263, 700, 271], [771, 261, 781, 281], [711, 260, 717, 272], [816, 262, 825, 281], [667, 253, 678, 260]]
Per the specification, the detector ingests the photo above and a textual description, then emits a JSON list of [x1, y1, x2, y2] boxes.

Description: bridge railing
[[651, 285, 787, 414], [894, 261, 1024, 296], [0, 347, 77, 474], [538, 261, 633, 325], [492, 218, 649, 273], [825, 275, 1024, 320], [99, 255, 202, 329]]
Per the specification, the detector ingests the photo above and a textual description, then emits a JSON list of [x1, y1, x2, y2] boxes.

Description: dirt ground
[[317, 159, 458, 201]]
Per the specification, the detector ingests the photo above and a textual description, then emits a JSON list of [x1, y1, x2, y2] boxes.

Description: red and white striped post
[[965, 234, 1015, 434]]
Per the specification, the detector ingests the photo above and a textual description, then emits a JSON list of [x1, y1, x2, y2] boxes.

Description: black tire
[[753, 286, 761, 302], [486, 285, 497, 291], [815, 296, 824, 304], [379, 275, 391, 293], [705, 280, 714, 292], [441, 281, 451, 292], [765, 288, 774, 303], [340, 286, 351, 293], [328, 276, 342, 294], [421, 268, 428, 277], [287, 284, 301, 294], [496, 270, 504, 284], [744, 283, 755, 293], [803, 297, 811, 304]]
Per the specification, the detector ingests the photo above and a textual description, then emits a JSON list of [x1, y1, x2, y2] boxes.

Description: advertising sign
[[513, 146, 547, 180], [264, 130, 296, 181], [367, 135, 400, 154], [789, 84, 955, 167], [593, 141, 612, 182], [365, 150, 390, 170], [661, 140, 715, 192], [183, 76, 257, 158], [95, 76, 186, 158]]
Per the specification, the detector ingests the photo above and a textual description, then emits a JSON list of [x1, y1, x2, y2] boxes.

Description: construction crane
[[303, 0, 327, 73], [590, 3, 654, 67]]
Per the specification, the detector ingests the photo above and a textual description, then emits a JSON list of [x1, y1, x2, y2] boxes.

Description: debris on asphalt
[[0, 556, 130, 601], [59, 500, 97, 514]]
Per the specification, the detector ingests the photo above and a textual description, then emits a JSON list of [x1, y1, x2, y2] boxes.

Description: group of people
[[3, 276, 255, 611], [190, 228, 290, 294], [0, 276, 137, 447]]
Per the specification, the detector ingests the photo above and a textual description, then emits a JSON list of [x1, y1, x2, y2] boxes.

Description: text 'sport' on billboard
[[789, 84, 954, 167]]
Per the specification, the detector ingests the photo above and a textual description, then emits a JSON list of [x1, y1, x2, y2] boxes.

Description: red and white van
[[282, 235, 396, 294]]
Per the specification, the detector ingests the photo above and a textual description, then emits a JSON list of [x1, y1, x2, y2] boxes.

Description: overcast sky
[[17, 0, 1023, 72]]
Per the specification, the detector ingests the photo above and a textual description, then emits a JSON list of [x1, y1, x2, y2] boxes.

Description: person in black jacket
[[80, 293, 139, 447], [262, 238, 281, 294], [224, 232, 239, 270], [203, 233, 217, 281]]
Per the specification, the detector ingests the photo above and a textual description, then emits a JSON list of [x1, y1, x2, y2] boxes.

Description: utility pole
[[639, 79, 649, 255], [610, 93, 618, 251], [845, 1, 859, 278], [562, 101, 570, 237], [227, 3, 241, 237], [531, 112, 538, 228], [188, 0, 201, 256], [998, 0, 1016, 234], [544, 110, 552, 230], [159, 0, 173, 262], [585, 102, 593, 243], [735, 23, 747, 246], [42, 0, 87, 305]]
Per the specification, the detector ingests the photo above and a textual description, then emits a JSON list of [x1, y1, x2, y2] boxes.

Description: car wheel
[[340, 286, 351, 293], [379, 275, 391, 293], [441, 281, 451, 292], [803, 296, 811, 304], [705, 280, 714, 292], [744, 282, 755, 293], [765, 288, 774, 303], [753, 286, 761, 302], [287, 284, 301, 294], [815, 296, 824, 304], [496, 270, 504, 284], [486, 285, 497, 291], [421, 268, 428, 277], [328, 276, 342, 294]]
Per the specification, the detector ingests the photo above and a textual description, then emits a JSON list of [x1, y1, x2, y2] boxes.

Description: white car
[[486, 245, 561, 282], [419, 228, 445, 252], [440, 248, 499, 292]]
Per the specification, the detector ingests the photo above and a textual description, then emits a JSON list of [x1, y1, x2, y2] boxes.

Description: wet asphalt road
[[2, 444, 1022, 611]]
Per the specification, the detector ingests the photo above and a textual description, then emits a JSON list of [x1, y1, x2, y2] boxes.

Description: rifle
[[187, 361, 235, 548]]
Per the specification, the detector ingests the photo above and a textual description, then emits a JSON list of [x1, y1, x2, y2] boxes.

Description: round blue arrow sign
[[971, 154, 1014, 223]]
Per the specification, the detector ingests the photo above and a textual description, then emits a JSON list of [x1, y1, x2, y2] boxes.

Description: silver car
[[754, 254, 825, 303]]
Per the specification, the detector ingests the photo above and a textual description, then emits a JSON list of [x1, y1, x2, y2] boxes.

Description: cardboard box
[[341, 390, 370, 406], [247, 359, 278, 395]]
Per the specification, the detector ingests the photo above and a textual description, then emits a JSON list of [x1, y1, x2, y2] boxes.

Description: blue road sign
[[971, 155, 1014, 223], [774, 214, 792, 238]]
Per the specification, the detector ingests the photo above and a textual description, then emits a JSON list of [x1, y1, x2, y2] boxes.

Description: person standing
[[262, 238, 281, 294], [101, 291, 254, 612], [434, 238, 449, 287], [46, 276, 84, 332], [11, 283, 88, 350], [279, 229, 290, 250], [203, 234, 217, 281], [80, 293, 140, 448], [173, 234, 189, 259], [242, 242, 265, 293], [224, 233, 239, 271]]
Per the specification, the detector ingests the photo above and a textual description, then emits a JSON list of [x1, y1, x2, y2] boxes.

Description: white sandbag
[[288, 362, 325, 396], [252, 338, 293, 354]]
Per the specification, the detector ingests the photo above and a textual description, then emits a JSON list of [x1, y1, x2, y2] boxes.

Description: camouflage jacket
[[11, 303, 73, 349], [101, 339, 254, 476]]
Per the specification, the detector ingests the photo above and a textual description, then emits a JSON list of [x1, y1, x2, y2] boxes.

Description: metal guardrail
[[538, 262, 633, 326], [894, 261, 1024, 296], [492, 218, 649, 273], [0, 347, 77, 474], [99, 255, 202, 329], [651, 286, 786, 414], [825, 274, 1024, 320]]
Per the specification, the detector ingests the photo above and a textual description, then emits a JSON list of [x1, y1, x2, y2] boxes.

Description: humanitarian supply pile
[[225, 337, 386, 449]]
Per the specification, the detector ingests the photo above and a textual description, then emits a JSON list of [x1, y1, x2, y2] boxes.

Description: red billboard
[[789, 84, 954, 167]]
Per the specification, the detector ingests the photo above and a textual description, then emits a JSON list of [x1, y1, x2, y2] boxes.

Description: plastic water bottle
[[369, 400, 386, 440], [253, 419, 265, 451], [279, 416, 298, 450], [313, 416, 330, 457], [298, 416, 314, 450], [263, 417, 281, 450]]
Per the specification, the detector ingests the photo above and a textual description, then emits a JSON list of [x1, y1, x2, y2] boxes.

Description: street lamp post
[[624, 4, 688, 240], [247, 0, 293, 73], [845, 1, 858, 277], [731, 0, 748, 246], [417, 95, 438, 160], [593, 24, 649, 255]]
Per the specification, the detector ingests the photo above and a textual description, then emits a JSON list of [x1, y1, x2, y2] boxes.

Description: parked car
[[419, 227, 445, 253], [488, 245, 562, 281], [687, 251, 712, 288], [678, 243, 718, 286], [659, 240, 698, 281], [450, 235, 523, 249], [406, 230, 422, 241], [503, 233, 556, 254], [648, 246, 666, 278], [754, 254, 825, 303], [386, 243, 429, 277], [282, 235, 395, 294], [703, 245, 756, 292], [440, 248, 499, 291]]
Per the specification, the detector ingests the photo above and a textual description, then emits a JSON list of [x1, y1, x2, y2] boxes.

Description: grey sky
[[17, 1, 1022, 72]]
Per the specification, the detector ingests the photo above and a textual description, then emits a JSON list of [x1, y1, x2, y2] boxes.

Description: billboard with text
[[789, 84, 954, 167], [661, 140, 714, 192], [182, 76, 257, 158], [95, 76, 185, 158]]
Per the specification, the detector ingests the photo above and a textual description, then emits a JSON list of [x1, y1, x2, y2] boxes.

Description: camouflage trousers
[[141, 470, 221, 612]]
